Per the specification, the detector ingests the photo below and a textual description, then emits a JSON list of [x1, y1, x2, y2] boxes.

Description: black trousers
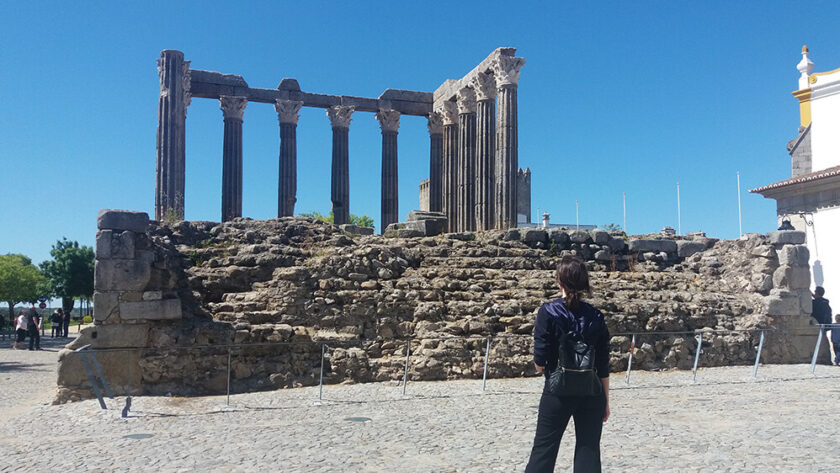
[[28, 328, 40, 350], [525, 392, 606, 473]]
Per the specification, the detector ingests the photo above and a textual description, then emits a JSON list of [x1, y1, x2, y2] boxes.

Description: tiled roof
[[750, 165, 840, 193]]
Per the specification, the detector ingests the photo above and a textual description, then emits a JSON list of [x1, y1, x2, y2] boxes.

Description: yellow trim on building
[[809, 66, 840, 84], [792, 89, 812, 127]]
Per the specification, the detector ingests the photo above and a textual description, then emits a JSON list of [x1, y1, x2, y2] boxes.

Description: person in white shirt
[[13, 311, 27, 350]]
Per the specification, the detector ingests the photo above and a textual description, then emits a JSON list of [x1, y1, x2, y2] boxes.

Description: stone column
[[440, 101, 459, 232], [326, 106, 355, 225], [493, 56, 525, 229], [155, 50, 191, 221], [377, 109, 401, 233], [275, 100, 303, 217], [471, 73, 497, 231], [219, 96, 247, 222], [457, 87, 477, 232], [427, 112, 444, 213]]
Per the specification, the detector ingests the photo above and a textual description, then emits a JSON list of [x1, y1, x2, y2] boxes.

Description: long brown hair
[[555, 255, 590, 311]]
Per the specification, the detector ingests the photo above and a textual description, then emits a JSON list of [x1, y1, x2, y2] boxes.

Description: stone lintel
[[190, 76, 433, 116], [433, 47, 519, 106], [97, 209, 149, 232]]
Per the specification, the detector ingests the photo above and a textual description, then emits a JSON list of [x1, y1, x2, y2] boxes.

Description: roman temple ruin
[[155, 48, 525, 233]]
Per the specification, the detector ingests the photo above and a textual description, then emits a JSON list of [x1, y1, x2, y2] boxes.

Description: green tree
[[0, 254, 46, 325], [299, 211, 375, 229], [39, 239, 95, 314]]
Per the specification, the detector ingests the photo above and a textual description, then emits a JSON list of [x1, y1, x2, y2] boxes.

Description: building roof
[[750, 164, 840, 194]]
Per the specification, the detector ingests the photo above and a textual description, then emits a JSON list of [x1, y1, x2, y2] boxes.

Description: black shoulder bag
[[546, 331, 603, 397]]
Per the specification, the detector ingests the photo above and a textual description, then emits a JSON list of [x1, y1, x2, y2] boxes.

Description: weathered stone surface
[[67, 324, 151, 350], [750, 245, 776, 259], [111, 231, 136, 259], [629, 239, 677, 253], [97, 209, 150, 232], [503, 229, 520, 241], [338, 224, 374, 236], [521, 229, 547, 245], [446, 232, 475, 241], [93, 291, 119, 323], [777, 245, 810, 267], [594, 250, 612, 261], [606, 237, 626, 252], [591, 229, 610, 244], [119, 299, 182, 321], [94, 255, 153, 292], [763, 295, 801, 316], [767, 230, 806, 246], [58, 349, 142, 389], [407, 210, 447, 222], [676, 240, 706, 258], [773, 265, 811, 290], [95, 230, 112, 259], [569, 230, 591, 244]]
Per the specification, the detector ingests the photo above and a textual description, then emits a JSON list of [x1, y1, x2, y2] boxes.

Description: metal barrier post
[[85, 352, 114, 399], [810, 327, 824, 374], [752, 330, 765, 378], [76, 346, 106, 410], [226, 346, 232, 406], [625, 334, 636, 385], [402, 340, 410, 395], [319, 343, 325, 401], [482, 337, 491, 392], [692, 333, 703, 383]]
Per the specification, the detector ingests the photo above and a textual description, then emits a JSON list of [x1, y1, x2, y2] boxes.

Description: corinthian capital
[[456, 87, 477, 114], [376, 109, 401, 133], [438, 101, 458, 125], [326, 105, 355, 128], [220, 95, 247, 120], [275, 99, 303, 125], [427, 111, 443, 135], [493, 56, 525, 87], [471, 73, 497, 101]]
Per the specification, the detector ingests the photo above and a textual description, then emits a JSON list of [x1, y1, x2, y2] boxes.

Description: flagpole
[[737, 171, 743, 237]]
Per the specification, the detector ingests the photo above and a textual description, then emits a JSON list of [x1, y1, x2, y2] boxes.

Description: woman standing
[[13, 311, 27, 350], [525, 255, 611, 473]]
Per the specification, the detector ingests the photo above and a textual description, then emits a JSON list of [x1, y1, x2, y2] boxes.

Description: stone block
[[66, 323, 150, 350], [414, 218, 446, 236], [763, 295, 802, 316], [594, 250, 612, 261], [606, 237, 626, 252], [338, 224, 374, 236], [97, 209, 150, 232], [94, 257, 152, 292], [548, 229, 570, 246], [569, 230, 591, 244], [772, 265, 811, 290], [397, 228, 425, 238], [750, 245, 776, 259], [503, 229, 521, 241], [777, 245, 810, 267], [93, 291, 119, 323], [590, 229, 610, 244], [446, 232, 475, 241], [800, 291, 813, 314], [142, 291, 163, 301], [676, 240, 706, 258], [95, 230, 112, 259], [58, 349, 142, 390], [767, 230, 806, 246], [521, 229, 547, 245], [120, 298, 182, 321], [406, 210, 447, 222], [110, 231, 136, 259], [628, 239, 677, 253]]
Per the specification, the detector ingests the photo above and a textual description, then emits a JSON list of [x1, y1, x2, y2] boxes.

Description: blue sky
[[2, 1, 840, 265]]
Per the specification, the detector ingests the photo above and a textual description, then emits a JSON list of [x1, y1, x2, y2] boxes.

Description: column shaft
[[278, 123, 297, 217], [429, 132, 443, 213], [381, 131, 399, 232], [443, 124, 458, 232], [457, 112, 476, 232], [475, 99, 496, 231], [331, 127, 350, 225], [496, 85, 518, 229], [221, 117, 243, 221], [155, 50, 189, 220]]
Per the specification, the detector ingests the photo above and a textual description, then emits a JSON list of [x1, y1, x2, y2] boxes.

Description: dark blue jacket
[[533, 298, 611, 379], [812, 297, 832, 326]]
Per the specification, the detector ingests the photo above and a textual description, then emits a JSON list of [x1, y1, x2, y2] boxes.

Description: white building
[[752, 46, 840, 294]]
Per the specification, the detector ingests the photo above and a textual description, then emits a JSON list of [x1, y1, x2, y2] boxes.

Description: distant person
[[13, 311, 27, 350], [63, 309, 71, 337], [832, 314, 840, 366], [812, 287, 832, 329], [26, 305, 41, 351], [526, 255, 611, 473], [50, 309, 62, 338]]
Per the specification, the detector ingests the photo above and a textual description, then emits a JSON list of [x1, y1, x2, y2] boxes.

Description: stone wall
[[56, 210, 829, 402]]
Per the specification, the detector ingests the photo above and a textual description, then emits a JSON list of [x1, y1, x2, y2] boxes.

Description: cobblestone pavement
[[1, 341, 839, 472]]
